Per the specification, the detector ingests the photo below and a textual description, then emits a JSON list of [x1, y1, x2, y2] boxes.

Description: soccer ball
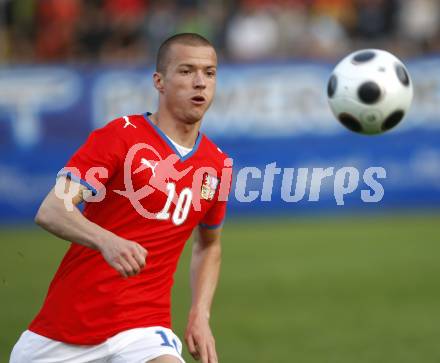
[[327, 49, 413, 135]]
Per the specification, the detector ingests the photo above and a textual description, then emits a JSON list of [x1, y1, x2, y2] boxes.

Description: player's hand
[[98, 234, 148, 278], [185, 310, 218, 363]]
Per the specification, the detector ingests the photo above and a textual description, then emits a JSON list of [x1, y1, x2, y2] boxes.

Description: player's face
[[160, 44, 217, 124]]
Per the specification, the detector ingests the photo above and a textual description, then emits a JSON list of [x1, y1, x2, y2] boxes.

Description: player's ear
[[153, 72, 165, 93]]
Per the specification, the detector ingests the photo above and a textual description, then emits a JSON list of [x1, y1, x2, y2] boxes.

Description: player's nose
[[193, 71, 206, 89]]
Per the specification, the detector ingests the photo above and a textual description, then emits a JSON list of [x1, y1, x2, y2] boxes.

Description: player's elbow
[[34, 205, 50, 228], [34, 200, 58, 230], [35, 188, 70, 229]]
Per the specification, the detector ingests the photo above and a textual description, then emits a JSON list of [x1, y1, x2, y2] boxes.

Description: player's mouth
[[191, 95, 206, 105]]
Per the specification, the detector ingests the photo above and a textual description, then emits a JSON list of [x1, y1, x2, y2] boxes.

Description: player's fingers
[[131, 249, 146, 270], [185, 334, 199, 360], [113, 263, 127, 278], [198, 339, 208, 363], [207, 338, 218, 363], [124, 253, 142, 276], [139, 244, 148, 258], [119, 256, 137, 277], [134, 244, 147, 267], [133, 254, 146, 270], [125, 239, 147, 257]]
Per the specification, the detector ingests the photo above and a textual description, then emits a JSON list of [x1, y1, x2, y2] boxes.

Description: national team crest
[[201, 173, 219, 201]]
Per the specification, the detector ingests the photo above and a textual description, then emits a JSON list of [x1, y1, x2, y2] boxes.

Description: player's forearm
[[35, 188, 110, 251], [189, 237, 222, 319]]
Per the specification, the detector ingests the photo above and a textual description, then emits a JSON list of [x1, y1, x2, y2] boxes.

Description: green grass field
[[1, 214, 440, 362]]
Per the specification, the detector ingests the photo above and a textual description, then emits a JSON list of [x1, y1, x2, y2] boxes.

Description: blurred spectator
[[1, 0, 36, 63], [35, 0, 80, 62], [306, 0, 354, 59], [143, 0, 177, 63], [176, 5, 218, 45], [276, 1, 309, 58], [398, 0, 440, 52], [104, 0, 147, 17], [100, 0, 148, 64], [74, 0, 110, 62], [306, 13, 350, 59], [311, 0, 356, 32], [352, 0, 399, 40], [226, 2, 279, 61], [1, 0, 440, 64]]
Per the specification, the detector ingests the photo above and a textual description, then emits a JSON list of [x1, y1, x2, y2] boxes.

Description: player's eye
[[206, 70, 216, 77], [180, 69, 191, 75]]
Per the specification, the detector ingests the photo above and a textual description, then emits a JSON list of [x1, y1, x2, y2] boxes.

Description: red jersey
[[29, 113, 230, 345]]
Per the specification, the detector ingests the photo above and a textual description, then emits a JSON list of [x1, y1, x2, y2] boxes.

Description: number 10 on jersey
[[156, 183, 193, 226]]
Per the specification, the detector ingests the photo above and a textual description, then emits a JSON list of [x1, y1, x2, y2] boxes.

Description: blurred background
[[1, 0, 440, 362], [1, 0, 440, 63]]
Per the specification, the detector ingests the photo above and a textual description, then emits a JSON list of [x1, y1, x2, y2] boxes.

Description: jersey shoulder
[[103, 114, 147, 134], [94, 114, 152, 144]]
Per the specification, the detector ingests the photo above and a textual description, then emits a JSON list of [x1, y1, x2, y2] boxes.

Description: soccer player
[[10, 33, 231, 363]]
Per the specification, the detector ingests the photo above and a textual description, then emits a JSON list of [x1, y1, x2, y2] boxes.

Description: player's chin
[[185, 107, 208, 124]]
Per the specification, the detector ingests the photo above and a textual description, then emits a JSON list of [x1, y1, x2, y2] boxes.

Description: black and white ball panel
[[352, 50, 376, 64], [338, 113, 363, 133], [357, 81, 381, 104], [382, 110, 405, 131], [395, 64, 410, 86], [327, 74, 337, 98]]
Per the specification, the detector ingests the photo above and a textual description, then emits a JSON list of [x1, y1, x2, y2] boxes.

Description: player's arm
[[35, 176, 147, 278], [185, 225, 222, 363]]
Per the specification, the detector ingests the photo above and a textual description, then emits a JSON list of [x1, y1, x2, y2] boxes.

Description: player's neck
[[149, 111, 200, 149]]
